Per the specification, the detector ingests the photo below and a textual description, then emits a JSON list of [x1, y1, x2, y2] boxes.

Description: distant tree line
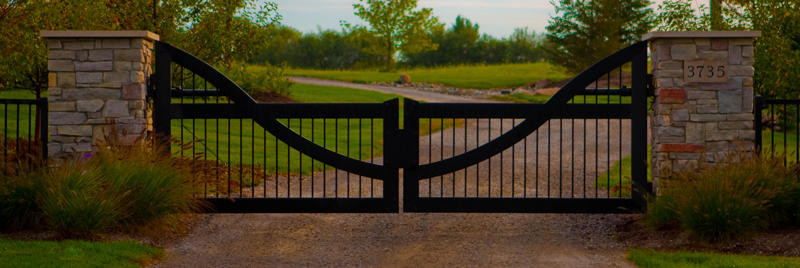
[[249, 16, 547, 70]]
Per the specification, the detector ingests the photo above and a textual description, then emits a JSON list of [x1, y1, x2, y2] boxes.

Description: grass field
[[286, 62, 571, 89], [0, 238, 163, 267], [628, 248, 800, 268]]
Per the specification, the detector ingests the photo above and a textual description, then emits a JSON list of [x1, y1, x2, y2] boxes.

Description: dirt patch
[[251, 91, 296, 103], [615, 215, 800, 256]]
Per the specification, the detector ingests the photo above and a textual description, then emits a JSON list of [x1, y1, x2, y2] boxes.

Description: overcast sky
[[276, 0, 706, 38]]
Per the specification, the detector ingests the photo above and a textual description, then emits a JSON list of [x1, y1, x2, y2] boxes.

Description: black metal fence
[[755, 96, 800, 165], [0, 97, 48, 175]]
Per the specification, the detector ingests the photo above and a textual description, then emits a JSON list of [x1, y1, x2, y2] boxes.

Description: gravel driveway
[[156, 80, 637, 267]]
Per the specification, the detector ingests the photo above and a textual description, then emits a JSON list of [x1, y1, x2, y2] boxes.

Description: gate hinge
[[646, 74, 655, 97]]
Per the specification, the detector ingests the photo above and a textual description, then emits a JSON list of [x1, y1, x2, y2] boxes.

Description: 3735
[[687, 65, 725, 78]]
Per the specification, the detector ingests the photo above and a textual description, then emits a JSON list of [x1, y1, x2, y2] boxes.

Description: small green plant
[[647, 152, 800, 241]]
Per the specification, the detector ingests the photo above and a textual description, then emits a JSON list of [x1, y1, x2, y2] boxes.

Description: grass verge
[[628, 248, 800, 268], [287, 62, 571, 89], [0, 238, 164, 268], [596, 146, 652, 198]]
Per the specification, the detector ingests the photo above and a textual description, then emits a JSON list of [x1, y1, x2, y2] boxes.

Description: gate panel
[[153, 42, 399, 213], [403, 41, 651, 213]]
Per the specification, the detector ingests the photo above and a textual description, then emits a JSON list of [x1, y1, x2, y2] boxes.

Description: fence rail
[[755, 96, 800, 165], [0, 97, 48, 175]]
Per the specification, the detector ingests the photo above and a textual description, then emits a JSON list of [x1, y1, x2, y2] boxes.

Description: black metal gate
[[152, 41, 651, 213], [154, 42, 400, 213], [401, 41, 650, 213]]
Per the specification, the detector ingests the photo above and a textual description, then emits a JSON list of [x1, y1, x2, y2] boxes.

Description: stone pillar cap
[[41, 30, 159, 41], [643, 31, 760, 41]]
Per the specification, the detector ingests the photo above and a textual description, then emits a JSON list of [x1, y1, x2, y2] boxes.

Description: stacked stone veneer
[[43, 31, 157, 157], [646, 31, 760, 193]]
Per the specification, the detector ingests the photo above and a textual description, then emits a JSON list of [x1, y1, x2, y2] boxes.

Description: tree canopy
[[0, 0, 280, 94], [347, 0, 440, 70], [545, 0, 655, 73]]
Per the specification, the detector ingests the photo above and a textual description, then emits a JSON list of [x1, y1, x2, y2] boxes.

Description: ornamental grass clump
[[0, 137, 204, 238], [647, 152, 800, 241]]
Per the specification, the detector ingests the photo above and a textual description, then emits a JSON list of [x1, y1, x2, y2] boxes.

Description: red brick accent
[[658, 144, 704, 153], [657, 88, 687, 104]]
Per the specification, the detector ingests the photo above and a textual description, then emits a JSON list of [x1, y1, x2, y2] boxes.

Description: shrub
[[221, 63, 293, 96], [647, 153, 800, 241], [0, 140, 203, 237], [37, 165, 121, 237]]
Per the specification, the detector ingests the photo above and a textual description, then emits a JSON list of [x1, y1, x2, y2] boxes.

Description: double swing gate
[[154, 41, 651, 213]]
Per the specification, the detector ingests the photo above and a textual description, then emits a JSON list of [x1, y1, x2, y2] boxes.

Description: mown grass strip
[[286, 62, 571, 89], [0, 238, 164, 268], [628, 248, 800, 268]]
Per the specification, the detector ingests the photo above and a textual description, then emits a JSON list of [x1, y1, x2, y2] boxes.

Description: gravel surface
[[156, 80, 638, 267]]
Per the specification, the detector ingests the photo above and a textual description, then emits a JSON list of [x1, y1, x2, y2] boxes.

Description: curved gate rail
[[153, 42, 400, 213], [402, 41, 651, 213]]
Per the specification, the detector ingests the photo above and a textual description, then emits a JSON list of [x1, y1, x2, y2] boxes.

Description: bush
[[222, 62, 293, 96], [0, 141, 203, 237], [647, 153, 800, 241]]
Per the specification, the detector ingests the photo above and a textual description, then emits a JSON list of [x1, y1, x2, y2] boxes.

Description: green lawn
[[286, 62, 571, 89], [0, 238, 163, 268], [628, 248, 800, 268]]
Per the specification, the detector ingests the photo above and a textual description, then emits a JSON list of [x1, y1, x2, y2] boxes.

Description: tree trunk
[[710, 0, 723, 30]]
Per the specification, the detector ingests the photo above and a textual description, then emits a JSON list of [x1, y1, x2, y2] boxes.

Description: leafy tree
[[348, 0, 440, 70], [545, 0, 655, 73]]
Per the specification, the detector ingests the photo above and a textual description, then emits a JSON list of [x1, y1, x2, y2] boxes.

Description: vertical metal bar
[[335, 118, 339, 198], [382, 99, 399, 211], [359, 118, 362, 198], [311, 118, 315, 198], [488, 118, 492, 197], [299, 118, 303, 197], [347, 118, 350, 198], [287, 118, 291, 198], [429, 118, 432, 197], [631, 42, 649, 208], [323, 118, 327, 198], [40, 98, 48, 161], [559, 116, 562, 198], [154, 42, 172, 146], [476, 118, 479, 197], [452, 118, 456, 198], [239, 116, 243, 197], [785, 103, 788, 165], [512, 118, 516, 197], [535, 128, 538, 198], [547, 120, 551, 197], [440, 118, 443, 197], [796, 103, 799, 164], [252, 119, 255, 197], [464, 117, 468, 197], [771, 104, 774, 153], [403, 99, 420, 211], [754, 96, 763, 152], [371, 117, 374, 198], [264, 128, 267, 198], [500, 118, 504, 197], [595, 80, 599, 198]]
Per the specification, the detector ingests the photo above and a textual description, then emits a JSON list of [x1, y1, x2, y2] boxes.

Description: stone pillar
[[645, 31, 760, 193], [42, 31, 158, 157]]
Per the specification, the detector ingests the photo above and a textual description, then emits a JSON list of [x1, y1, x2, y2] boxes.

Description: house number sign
[[684, 60, 728, 83]]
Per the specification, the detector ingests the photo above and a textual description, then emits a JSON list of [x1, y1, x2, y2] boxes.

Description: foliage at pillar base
[[647, 152, 800, 242], [0, 139, 204, 238]]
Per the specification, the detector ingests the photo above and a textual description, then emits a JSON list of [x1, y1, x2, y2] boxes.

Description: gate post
[[644, 31, 760, 194], [41, 31, 158, 157]]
